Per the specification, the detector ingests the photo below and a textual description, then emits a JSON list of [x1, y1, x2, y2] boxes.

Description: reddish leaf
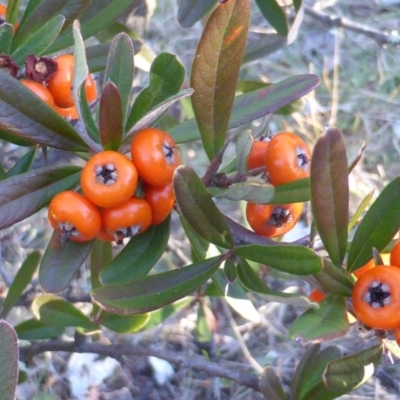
[[190, 0, 250, 160]]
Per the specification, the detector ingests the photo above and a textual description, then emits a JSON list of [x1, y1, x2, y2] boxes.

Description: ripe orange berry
[[265, 132, 311, 185], [352, 265, 400, 330], [390, 239, 400, 268], [246, 202, 303, 238], [0, 4, 6, 21], [247, 137, 270, 171], [48, 191, 101, 242], [81, 151, 138, 208], [131, 128, 180, 187], [20, 79, 55, 107], [144, 183, 175, 225], [101, 197, 152, 244], [308, 289, 325, 302], [54, 105, 79, 120], [47, 54, 97, 108]]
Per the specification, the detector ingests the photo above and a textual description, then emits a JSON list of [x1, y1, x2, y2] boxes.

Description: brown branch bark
[[304, 6, 400, 47], [19, 339, 261, 392]]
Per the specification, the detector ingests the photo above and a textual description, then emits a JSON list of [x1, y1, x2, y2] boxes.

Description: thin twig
[[304, 6, 400, 47], [19, 339, 261, 392]]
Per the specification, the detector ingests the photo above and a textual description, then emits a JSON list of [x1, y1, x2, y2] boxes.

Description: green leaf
[[348, 188, 374, 233], [104, 32, 134, 122], [173, 165, 234, 248], [293, 0, 302, 12], [195, 302, 213, 342], [237, 258, 312, 306], [32, 294, 96, 330], [90, 239, 112, 290], [347, 176, 400, 272], [289, 295, 349, 341], [235, 244, 323, 275], [210, 181, 275, 203], [190, 0, 250, 160], [100, 311, 150, 334], [0, 320, 18, 400], [236, 129, 253, 174], [311, 127, 349, 266], [6, 147, 36, 178], [260, 367, 287, 400], [99, 81, 123, 151], [180, 216, 210, 262], [126, 52, 185, 131], [0, 24, 14, 54], [11, 15, 65, 64], [255, 0, 288, 36], [0, 165, 81, 230], [268, 177, 310, 204], [243, 33, 287, 64], [14, 318, 64, 341], [323, 345, 383, 393], [92, 256, 223, 315], [0, 70, 88, 151], [0, 251, 40, 318], [223, 258, 237, 283], [123, 89, 194, 148], [100, 219, 170, 285], [314, 259, 353, 297], [177, 0, 216, 27], [0, 128, 33, 147], [171, 74, 320, 144], [39, 232, 94, 293], [291, 343, 343, 400], [14, 0, 89, 50], [5, 0, 20, 25], [46, 0, 136, 54]]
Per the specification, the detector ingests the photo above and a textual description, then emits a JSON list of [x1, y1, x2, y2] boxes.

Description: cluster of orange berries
[[309, 240, 400, 344], [20, 54, 97, 120], [245, 132, 311, 238], [48, 128, 180, 244]]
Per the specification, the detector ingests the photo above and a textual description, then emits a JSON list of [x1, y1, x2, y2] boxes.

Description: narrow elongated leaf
[[260, 367, 287, 400], [174, 165, 234, 248], [100, 311, 150, 334], [347, 176, 400, 272], [311, 127, 349, 266], [0, 320, 18, 400], [269, 177, 310, 204], [99, 82, 123, 150], [255, 0, 288, 36], [348, 188, 374, 233], [14, 318, 64, 340], [235, 244, 322, 275], [237, 259, 312, 306], [11, 15, 65, 64], [289, 295, 349, 341], [90, 240, 112, 290], [32, 294, 96, 330], [243, 33, 287, 64], [13, 0, 89, 49], [104, 33, 134, 122], [291, 344, 342, 400], [0, 128, 33, 147], [171, 74, 320, 144], [122, 89, 194, 149], [191, 0, 250, 160], [178, 0, 216, 27], [323, 345, 383, 393], [314, 259, 353, 297], [0, 70, 88, 151], [7, 147, 36, 178], [0, 251, 40, 318], [5, 0, 20, 25], [100, 219, 170, 285], [92, 256, 222, 315], [39, 232, 94, 293], [0, 24, 14, 54], [210, 182, 275, 203], [46, 0, 135, 54], [236, 130, 253, 174], [0, 166, 81, 230], [126, 52, 185, 131]]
